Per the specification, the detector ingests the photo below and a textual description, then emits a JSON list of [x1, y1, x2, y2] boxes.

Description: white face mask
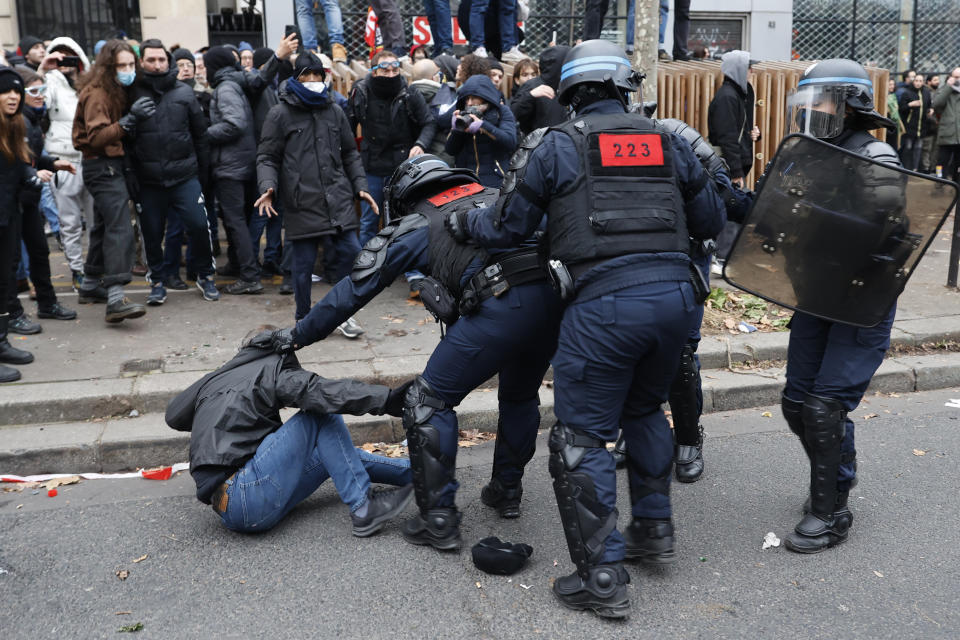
[[303, 81, 327, 94]]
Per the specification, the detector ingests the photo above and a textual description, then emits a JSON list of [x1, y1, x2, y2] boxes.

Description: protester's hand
[[451, 110, 460, 129], [53, 159, 76, 174], [529, 84, 555, 99], [36, 169, 54, 183], [750, 125, 760, 141], [732, 177, 745, 189], [130, 97, 157, 120], [358, 190, 380, 216], [118, 113, 137, 134], [40, 51, 64, 73], [445, 210, 469, 242], [408, 145, 425, 158], [254, 187, 277, 218], [385, 379, 415, 417], [276, 32, 299, 60], [466, 116, 483, 134]]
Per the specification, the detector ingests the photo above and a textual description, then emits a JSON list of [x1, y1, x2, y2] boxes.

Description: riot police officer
[[268, 155, 563, 550], [774, 59, 902, 554], [447, 41, 726, 618]]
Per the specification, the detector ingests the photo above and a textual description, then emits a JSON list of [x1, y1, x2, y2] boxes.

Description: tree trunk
[[633, 0, 660, 106]]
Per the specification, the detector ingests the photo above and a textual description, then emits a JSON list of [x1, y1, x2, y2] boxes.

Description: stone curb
[[3, 352, 960, 476]]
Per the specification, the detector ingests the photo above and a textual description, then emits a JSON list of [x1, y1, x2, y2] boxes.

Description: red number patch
[[427, 182, 484, 206], [598, 134, 664, 167]]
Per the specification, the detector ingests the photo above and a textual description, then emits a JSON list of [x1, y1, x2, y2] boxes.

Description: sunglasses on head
[[25, 85, 46, 97], [374, 60, 401, 70]]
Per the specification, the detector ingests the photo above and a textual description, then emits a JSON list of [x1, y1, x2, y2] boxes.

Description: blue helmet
[[557, 39, 643, 107]]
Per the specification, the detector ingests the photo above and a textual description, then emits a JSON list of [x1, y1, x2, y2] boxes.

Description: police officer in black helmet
[[447, 40, 726, 618]]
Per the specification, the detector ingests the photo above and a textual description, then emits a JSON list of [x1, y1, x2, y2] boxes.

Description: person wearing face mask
[[125, 39, 218, 306], [71, 39, 148, 323], [348, 50, 437, 246], [172, 48, 211, 117], [446, 73, 517, 188], [255, 52, 376, 333]]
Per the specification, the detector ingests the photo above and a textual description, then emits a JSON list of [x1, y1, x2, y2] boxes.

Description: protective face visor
[[786, 84, 847, 139]]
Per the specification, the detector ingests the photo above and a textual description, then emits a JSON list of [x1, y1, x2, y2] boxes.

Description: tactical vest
[[546, 112, 689, 270], [406, 182, 499, 296]]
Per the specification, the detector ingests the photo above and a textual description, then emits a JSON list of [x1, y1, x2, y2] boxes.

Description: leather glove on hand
[[248, 328, 298, 353], [130, 96, 157, 120], [445, 210, 469, 242], [385, 379, 415, 417], [118, 113, 137, 134]]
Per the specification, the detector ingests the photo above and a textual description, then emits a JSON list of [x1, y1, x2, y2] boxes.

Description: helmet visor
[[786, 85, 846, 139]]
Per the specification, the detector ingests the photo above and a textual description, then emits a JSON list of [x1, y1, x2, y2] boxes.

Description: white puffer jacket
[[43, 37, 90, 161]]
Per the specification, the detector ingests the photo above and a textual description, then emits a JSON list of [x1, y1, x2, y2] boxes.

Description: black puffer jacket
[[257, 87, 368, 239], [165, 345, 391, 499], [509, 46, 570, 136], [707, 78, 756, 179], [348, 76, 437, 175], [128, 70, 209, 187], [207, 68, 256, 180]]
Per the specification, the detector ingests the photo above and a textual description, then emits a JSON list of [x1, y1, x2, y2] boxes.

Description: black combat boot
[[401, 507, 462, 550], [623, 517, 676, 564], [0, 313, 34, 367], [785, 492, 853, 553], [553, 564, 631, 619], [480, 477, 523, 519]]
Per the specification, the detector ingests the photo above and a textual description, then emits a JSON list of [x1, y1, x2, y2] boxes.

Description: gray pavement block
[[894, 353, 960, 391], [298, 358, 379, 385], [370, 354, 433, 387], [866, 359, 917, 394], [0, 421, 103, 475], [894, 316, 960, 343], [133, 370, 208, 414], [0, 378, 136, 426], [99, 414, 190, 472], [704, 368, 785, 412]]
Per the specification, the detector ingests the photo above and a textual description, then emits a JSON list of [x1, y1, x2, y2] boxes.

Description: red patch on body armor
[[597, 134, 664, 167], [427, 182, 485, 206]]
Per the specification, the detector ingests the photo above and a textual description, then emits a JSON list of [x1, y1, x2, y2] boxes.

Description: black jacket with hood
[[707, 50, 756, 179], [508, 46, 570, 136], [128, 69, 209, 188], [257, 85, 368, 239], [0, 68, 46, 227], [445, 74, 518, 188], [348, 76, 437, 176], [207, 67, 257, 181], [165, 345, 391, 503]]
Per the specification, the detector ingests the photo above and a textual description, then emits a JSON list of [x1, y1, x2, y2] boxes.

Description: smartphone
[[58, 56, 81, 68], [284, 24, 302, 52]]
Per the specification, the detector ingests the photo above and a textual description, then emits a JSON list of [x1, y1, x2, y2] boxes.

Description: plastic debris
[[738, 321, 758, 333], [47, 488, 57, 498], [761, 532, 781, 550], [944, 399, 960, 409], [129, 409, 140, 418]]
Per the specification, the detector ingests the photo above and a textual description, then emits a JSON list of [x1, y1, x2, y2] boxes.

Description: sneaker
[[0, 339, 33, 365], [71, 270, 84, 292], [8, 314, 42, 335], [710, 257, 724, 276], [351, 484, 415, 537], [331, 42, 347, 63], [197, 277, 220, 301], [105, 298, 147, 323], [336, 316, 364, 339], [278, 276, 293, 295], [500, 46, 528, 63], [163, 275, 189, 290], [147, 283, 167, 306], [658, 48, 672, 61], [311, 273, 323, 283], [473, 46, 488, 58], [222, 279, 264, 295], [77, 285, 108, 304], [37, 302, 77, 320], [0, 363, 20, 383]]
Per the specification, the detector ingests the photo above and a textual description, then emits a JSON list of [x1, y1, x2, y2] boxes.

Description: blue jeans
[[359, 174, 386, 246], [295, 0, 344, 50], [627, 0, 669, 48], [219, 412, 411, 533], [291, 232, 362, 320], [40, 183, 60, 234], [248, 209, 283, 265], [469, 0, 517, 50], [424, 0, 453, 52]]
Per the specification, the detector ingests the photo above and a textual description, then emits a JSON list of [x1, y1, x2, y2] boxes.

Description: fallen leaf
[[132, 555, 147, 563], [862, 413, 878, 420], [115, 612, 132, 616], [761, 411, 773, 418], [873, 571, 884, 578], [42, 475, 81, 490], [913, 449, 927, 456], [723, 317, 737, 329], [116, 570, 130, 581], [117, 622, 144, 633]]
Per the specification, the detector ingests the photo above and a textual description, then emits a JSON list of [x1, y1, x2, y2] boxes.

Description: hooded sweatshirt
[[509, 45, 570, 136], [42, 37, 90, 162], [445, 74, 517, 188], [707, 49, 756, 178]]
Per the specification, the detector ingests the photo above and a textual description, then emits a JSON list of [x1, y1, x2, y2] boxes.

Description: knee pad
[[801, 395, 846, 454], [402, 375, 446, 429]]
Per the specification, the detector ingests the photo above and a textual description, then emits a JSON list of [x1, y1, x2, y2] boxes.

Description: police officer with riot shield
[[265, 155, 563, 550], [447, 41, 726, 618]]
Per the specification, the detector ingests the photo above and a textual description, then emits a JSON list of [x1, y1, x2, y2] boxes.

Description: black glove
[[445, 210, 469, 242], [248, 328, 299, 353], [130, 96, 157, 120], [118, 113, 137, 134], [385, 379, 415, 417]]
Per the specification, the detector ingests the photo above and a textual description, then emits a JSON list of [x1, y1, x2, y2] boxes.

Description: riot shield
[[723, 134, 959, 327]]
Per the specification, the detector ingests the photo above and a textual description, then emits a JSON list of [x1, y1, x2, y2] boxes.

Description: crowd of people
[[888, 67, 960, 184]]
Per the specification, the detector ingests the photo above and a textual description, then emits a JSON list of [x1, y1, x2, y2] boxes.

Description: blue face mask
[[117, 70, 136, 86]]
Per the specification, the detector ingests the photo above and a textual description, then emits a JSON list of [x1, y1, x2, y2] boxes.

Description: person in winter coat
[[4, 67, 77, 337], [348, 50, 437, 245], [409, 58, 456, 164], [508, 45, 570, 137], [707, 50, 760, 188], [0, 68, 72, 382], [165, 324, 414, 535], [204, 45, 262, 295], [898, 73, 930, 171], [71, 39, 148, 324], [39, 36, 95, 290], [446, 73, 517, 188], [126, 39, 218, 305], [255, 52, 377, 333], [934, 67, 960, 184]]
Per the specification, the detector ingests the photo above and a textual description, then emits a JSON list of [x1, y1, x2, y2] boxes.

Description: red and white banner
[[411, 17, 524, 46], [1, 462, 190, 484]]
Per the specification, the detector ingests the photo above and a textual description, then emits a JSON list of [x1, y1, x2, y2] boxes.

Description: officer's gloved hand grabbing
[[385, 379, 415, 417], [445, 210, 470, 242], [248, 327, 299, 354]]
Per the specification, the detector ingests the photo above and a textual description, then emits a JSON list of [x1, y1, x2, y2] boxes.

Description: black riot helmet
[[557, 39, 644, 109], [787, 58, 894, 139], [382, 155, 479, 222]]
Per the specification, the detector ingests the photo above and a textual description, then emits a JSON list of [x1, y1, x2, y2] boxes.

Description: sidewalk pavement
[[2, 216, 958, 475]]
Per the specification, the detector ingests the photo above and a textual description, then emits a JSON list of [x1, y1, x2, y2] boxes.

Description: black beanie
[[471, 537, 533, 575], [172, 48, 195, 67], [487, 58, 503, 73], [18, 35, 43, 57], [204, 46, 238, 79], [0, 68, 25, 114], [294, 51, 326, 80], [253, 47, 274, 70]]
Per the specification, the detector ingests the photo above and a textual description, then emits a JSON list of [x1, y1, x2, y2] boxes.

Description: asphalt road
[[2, 388, 959, 639]]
